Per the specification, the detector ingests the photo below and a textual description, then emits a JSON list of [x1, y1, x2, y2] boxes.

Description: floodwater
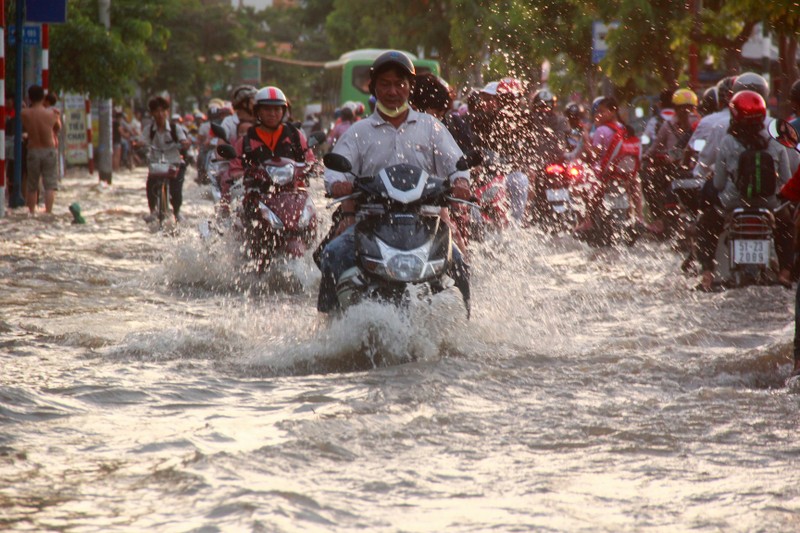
[[1, 166, 799, 532]]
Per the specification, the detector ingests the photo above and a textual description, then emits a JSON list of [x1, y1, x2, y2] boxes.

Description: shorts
[[26, 148, 58, 191]]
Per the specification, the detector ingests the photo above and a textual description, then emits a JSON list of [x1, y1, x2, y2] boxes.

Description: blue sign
[[8, 25, 41, 46], [26, 0, 68, 23], [592, 21, 620, 65]]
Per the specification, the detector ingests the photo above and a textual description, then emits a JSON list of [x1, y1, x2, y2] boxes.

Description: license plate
[[603, 193, 629, 210], [672, 178, 704, 190], [546, 188, 570, 202], [731, 239, 770, 265]]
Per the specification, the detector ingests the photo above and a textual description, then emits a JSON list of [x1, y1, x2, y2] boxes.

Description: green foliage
[[46, 0, 251, 110], [26, 0, 798, 113], [49, 0, 154, 100]]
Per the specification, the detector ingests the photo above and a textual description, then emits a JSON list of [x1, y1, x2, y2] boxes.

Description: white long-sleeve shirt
[[690, 109, 730, 179], [324, 109, 469, 193], [713, 130, 791, 210]]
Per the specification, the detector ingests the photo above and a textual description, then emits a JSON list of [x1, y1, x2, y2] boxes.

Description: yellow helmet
[[207, 98, 226, 112], [672, 88, 698, 107]]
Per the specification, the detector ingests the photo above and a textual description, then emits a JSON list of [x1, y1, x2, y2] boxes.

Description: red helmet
[[729, 90, 766, 126], [496, 77, 524, 97]]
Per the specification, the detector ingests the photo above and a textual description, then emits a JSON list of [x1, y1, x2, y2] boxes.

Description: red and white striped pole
[[41, 24, 49, 94], [85, 96, 94, 174], [0, 0, 6, 217]]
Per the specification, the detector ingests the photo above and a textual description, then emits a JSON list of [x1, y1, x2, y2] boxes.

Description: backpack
[[599, 122, 641, 180], [149, 121, 179, 145], [243, 122, 305, 163], [735, 137, 777, 200]]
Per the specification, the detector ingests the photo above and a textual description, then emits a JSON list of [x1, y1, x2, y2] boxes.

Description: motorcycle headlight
[[259, 201, 284, 230], [297, 197, 316, 229], [266, 164, 295, 186], [364, 240, 446, 282], [386, 254, 425, 282]]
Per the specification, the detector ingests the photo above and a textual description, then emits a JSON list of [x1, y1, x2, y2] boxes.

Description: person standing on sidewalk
[[21, 85, 61, 215]]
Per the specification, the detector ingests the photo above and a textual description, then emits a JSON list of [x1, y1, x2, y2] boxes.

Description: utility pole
[[97, 0, 112, 184], [10, 0, 24, 207], [688, 0, 701, 91]]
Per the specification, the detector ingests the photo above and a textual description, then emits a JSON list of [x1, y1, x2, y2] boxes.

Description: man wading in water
[[21, 85, 61, 215]]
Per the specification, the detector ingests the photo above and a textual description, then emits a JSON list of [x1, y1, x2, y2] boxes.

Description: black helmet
[[698, 86, 718, 116], [732, 72, 769, 100], [789, 78, 800, 106], [564, 102, 585, 120], [716, 76, 737, 108], [532, 88, 557, 110], [368, 50, 416, 95], [410, 73, 452, 112], [591, 96, 617, 116]]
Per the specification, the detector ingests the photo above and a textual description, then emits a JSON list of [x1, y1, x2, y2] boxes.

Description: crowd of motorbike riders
[[138, 50, 800, 374]]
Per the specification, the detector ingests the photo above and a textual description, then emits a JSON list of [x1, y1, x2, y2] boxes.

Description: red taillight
[[545, 164, 565, 174], [567, 166, 581, 178]]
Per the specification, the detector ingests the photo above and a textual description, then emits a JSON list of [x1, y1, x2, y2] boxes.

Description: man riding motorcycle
[[316, 50, 470, 313], [564, 102, 589, 162], [525, 88, 571, 223], [221, 85, 257, 149], [574, 96, 647, 234], [225, 86, 313, 206], [695, 90, 792, 291], [642, 88, 700, 234]]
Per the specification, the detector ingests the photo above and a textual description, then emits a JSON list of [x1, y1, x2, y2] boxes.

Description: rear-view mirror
[[210, 123, 228, 144], [768, 119, 800, 152], [323, 153, 353, 173], [216, 144, 237, 160], [308, 131, 326, 148]]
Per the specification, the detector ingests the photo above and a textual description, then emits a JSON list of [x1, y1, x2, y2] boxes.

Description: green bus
[[322, 49, 440, 123]]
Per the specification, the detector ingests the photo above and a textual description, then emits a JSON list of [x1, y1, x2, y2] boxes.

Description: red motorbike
[[450, 158, 511, 245], [217, 141, 320, 272], [529, 159, 590, 232]]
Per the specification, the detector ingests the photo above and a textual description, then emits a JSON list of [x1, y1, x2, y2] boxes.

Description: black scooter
[[322, 153, 477, 317]]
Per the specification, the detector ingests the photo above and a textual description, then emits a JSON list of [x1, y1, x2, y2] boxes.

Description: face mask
[[377, 101, 409, 118]]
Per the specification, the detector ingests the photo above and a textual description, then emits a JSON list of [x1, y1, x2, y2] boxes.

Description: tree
[[136, 0, 254, 111], [49, 0, 157, 100]]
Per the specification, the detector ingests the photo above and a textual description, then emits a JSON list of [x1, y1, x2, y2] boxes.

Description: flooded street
[[2, 166, 800, 532]]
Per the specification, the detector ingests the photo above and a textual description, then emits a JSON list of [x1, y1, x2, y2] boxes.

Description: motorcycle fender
[[266, 191, 313, 232], [283, 236, 307, 258]]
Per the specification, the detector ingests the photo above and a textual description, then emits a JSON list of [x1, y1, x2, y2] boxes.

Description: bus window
[[352, 66, 371, 95]]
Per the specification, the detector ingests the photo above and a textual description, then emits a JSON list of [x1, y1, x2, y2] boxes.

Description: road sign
[[239, 57, 262, 86], [592, 21, 620, 64], [8, 24, 41, 46], [26, 0, 68, 23]]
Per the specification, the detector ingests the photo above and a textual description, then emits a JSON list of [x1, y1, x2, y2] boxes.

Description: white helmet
[[254, 86, 288, 108], [231, 84, 257, 109]]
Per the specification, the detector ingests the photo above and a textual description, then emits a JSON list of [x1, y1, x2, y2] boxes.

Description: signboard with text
[[64, 94, 89, 165], [8, 24, 41, 46], [592, 21, 621, 64]]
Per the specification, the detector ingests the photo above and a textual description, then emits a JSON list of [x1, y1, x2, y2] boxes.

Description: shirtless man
[[21, 85, 61, 214]]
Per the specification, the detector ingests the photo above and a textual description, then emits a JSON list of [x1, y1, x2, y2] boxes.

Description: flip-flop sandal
[[693, 282, 724, 293]]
